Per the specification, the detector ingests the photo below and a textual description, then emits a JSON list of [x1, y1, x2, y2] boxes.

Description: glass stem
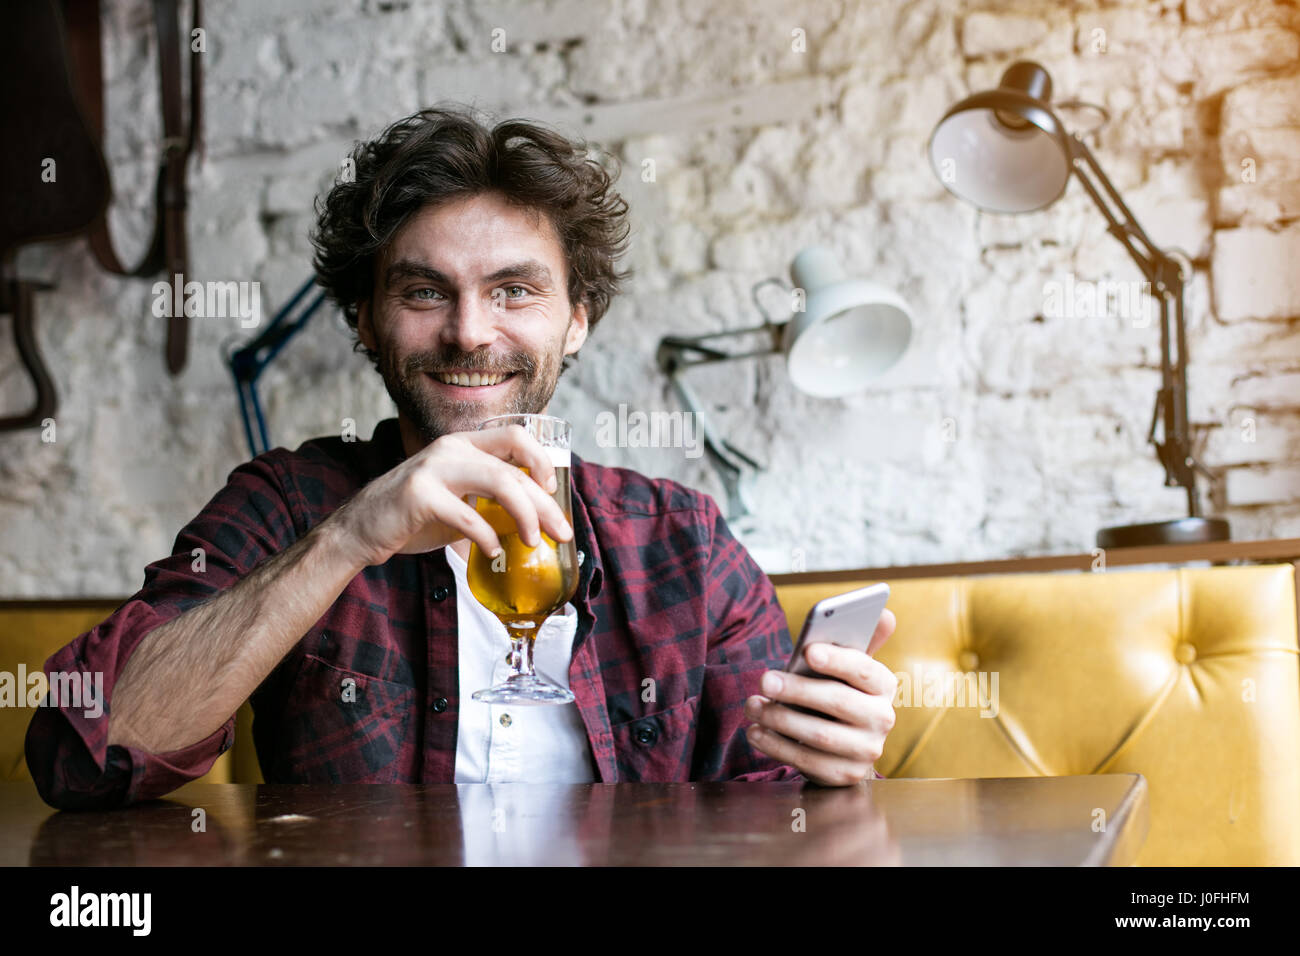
[[506, 624, 537, 679]]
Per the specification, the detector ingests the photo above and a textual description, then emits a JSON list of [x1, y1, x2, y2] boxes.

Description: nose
[[441, 292, 500, 353]]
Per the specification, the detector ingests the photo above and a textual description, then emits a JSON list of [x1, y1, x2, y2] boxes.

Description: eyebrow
[[383, 258, 554, 289]]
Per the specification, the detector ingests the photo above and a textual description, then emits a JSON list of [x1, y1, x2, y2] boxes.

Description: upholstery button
[[634, 723, 658, 745], [1174, 643, 1197, 664], [499, 713, 512, 727], [958, 650, 979, 671], [432, 585, 449, 601], [433, 697, 448, 712]]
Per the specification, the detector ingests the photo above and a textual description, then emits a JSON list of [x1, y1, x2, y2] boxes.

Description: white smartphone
[[784, 583, 890, 715]]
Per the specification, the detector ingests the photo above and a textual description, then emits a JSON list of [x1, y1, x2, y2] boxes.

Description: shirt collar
[[367, 417, 604, 602]]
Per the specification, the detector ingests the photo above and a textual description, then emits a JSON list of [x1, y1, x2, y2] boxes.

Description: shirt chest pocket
[[610, 694, 700, 782], [277, 653, 417, 783]]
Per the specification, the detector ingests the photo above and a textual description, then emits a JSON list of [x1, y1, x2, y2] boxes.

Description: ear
[[564, 300, 589, 356], [357, 298, 376, 352]]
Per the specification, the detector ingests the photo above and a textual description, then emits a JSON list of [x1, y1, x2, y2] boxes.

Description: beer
[[466, 461, 579, 629], [468, 414, 578, 704]]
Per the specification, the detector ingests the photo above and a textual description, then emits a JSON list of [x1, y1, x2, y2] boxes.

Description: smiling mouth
[[428, 370, 516, 387]]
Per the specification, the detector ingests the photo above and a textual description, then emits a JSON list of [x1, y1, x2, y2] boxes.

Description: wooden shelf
[[767, 537, 1300, 586]]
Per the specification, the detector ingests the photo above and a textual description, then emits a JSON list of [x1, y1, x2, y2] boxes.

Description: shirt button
[[499, 713, 512, 727], [634, 723, 657, 745], [433, 697, 448, 712], [432, 585, 449, 601]]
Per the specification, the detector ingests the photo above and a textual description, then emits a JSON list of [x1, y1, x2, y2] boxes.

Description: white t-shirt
[[444, 543, 598, 784]]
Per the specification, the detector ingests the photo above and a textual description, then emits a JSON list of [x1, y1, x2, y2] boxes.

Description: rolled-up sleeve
[[24, 453, 297, 809]]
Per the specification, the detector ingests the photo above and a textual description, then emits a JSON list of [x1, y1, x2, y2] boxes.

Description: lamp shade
[[782, 246, 913, 398], [927, 61, 1073, 214]]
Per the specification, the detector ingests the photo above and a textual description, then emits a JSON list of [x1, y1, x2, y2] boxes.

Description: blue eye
[[411, 288, 442, 301]]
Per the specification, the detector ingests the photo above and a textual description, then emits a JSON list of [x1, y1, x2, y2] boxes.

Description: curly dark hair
[[311, 104, 633, 369]]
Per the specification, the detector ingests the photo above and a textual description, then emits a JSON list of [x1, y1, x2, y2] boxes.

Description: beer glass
[[468, 414, 580, 704]]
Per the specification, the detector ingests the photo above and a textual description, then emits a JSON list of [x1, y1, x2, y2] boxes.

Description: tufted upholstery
[[0, 603, 258, 786], [4, 561, 1298, 865], [778, 563, 1300, 866]]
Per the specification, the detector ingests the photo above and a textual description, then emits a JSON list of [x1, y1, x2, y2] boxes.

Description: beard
[[375, 335, 566, 443]]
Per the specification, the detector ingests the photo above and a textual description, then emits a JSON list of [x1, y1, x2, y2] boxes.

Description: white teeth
[[434, 371, 508, 386]]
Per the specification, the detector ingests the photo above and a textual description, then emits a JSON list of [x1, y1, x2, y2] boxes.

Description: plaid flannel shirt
[[26, 418, 823, 808]]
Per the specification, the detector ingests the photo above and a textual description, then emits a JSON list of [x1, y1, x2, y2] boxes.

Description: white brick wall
[[1212, 223, 1300, 320], [2, 0, 1299, 592]]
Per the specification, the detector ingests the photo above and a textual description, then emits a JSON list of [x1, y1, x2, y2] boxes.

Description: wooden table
[[0, 774, 1147, 866]]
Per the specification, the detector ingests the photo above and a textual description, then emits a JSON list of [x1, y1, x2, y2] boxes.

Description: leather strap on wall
[[63, 0, 203, 375]]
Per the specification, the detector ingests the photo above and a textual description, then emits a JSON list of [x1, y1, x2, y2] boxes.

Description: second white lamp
[[783, 245, 913, 397], [656, 245, 914, 519]]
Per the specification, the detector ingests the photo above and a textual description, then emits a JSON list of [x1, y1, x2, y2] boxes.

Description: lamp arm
[[664, 370, 758, 520], [655, 321, 785, 375], [1066, 135, 1176, 287], [1066, 134, 1206, 517], [226, 276, 328, 457], [653, 305, 786, 523]]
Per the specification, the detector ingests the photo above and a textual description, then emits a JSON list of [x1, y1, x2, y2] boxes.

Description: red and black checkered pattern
[[26, 418, 803, 808]]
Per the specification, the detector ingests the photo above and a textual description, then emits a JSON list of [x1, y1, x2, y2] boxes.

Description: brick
[[1226, 466, 1300, 506], [470, 0, 615, 45], [1222, 73, 1300, 132], [1223, 371, 1300, 411], [1185, 0, 1300, 29], [960, 12, 1049, 57], [1192, 315, 1300, 371], [1216, 182, 1300, 226], [1123, 162, 1214, 256], [1074, 10, 1181, 57], [1185, 28, 1300, 97], [820, 1, 951, 73], [1219, 127, 1300, 186], [1206, 413, 1300, 466], [1211, 225, 1300, 321]]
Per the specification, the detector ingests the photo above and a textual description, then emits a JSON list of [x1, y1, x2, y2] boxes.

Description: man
[[26, 105, 897, 809]]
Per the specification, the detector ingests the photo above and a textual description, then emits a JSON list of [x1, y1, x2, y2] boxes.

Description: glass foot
[[472, 675, 575, 705]]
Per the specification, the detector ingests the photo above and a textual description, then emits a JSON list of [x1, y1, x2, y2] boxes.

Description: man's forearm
[[106, 515, 367, 755]]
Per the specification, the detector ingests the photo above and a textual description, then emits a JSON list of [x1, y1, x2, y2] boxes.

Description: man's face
[[357, 190, 588, 445]]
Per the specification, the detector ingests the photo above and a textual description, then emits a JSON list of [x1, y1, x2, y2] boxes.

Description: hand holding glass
[[468, 414, 580, 704]]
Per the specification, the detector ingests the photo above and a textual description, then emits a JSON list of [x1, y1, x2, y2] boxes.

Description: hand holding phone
[[784, 582, 890, 717]]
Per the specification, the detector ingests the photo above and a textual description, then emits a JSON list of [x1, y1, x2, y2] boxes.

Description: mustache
[[404, 348, 539, 376]]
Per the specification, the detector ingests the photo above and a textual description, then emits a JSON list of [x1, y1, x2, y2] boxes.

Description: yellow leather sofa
[[0, 602, 262, 788], [778, 562, 1300, 866], [4, 560, 1298, 866]]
